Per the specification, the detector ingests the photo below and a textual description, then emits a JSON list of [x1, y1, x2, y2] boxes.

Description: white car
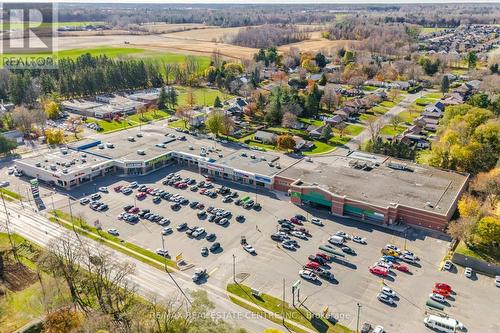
[[373, 326, 385, 333], [291, 231, 307, 239], [0, 181, 9, 187], [129, 181, 138, 188], [107, 228, 119, 236], [352, 236, 366, 244], [7, 167, 15, 175], [495, 276, 500, 287], [79, 198, 90, 205], [444, 260, 453, 271], [465, 267, 473, 278], [162, 227, 173, 235], [335, 231, 349, 239], [299, 269, 317, 281], [117, 212, 124, 220], [429, 293, 446, 303], [192, 227, 205, 238], [377, 261, 392, 269], [156, 248, 168, 257], [381, 286, 396, 298], [311, 218, 323, 226], [403, 250, 418, 260], [98, 186, 108, 192], [243, 244, 256, 254]]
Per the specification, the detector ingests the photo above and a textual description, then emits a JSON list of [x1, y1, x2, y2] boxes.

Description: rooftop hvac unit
[[137, 150, 145, 155]]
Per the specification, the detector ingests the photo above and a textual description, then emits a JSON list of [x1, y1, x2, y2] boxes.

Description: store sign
[[125, 162, 143, 168], [30, 178, 40, 198], [255, 175, 272, 184], [234, 169, 253, 178], [207, 163, 224, 172], [146, 154, 170, 166]]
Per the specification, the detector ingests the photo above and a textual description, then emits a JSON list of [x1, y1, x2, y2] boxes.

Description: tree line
[[230, 25, 309, 49]]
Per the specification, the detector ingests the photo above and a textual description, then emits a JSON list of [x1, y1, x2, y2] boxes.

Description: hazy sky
[[3, 0, 497, 3]]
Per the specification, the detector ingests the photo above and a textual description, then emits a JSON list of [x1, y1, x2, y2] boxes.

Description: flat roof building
[[15, 125, 468, 232]]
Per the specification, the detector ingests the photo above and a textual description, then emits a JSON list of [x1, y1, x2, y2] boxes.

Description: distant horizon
[[2, 0, 500, 5]]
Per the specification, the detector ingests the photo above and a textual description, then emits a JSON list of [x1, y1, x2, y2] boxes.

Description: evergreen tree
[[440, 75, 450, 95], [214, 96, 222, 108], [158, 87, 167, 110]]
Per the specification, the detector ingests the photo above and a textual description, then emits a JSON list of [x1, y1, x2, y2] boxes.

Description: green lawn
[[419, 27, 447, 34], [227, 283, 351, 333], [85, 118, 136, 133], [380, 125, 406, 136], [344, 124, 364, 136], [380, 100, 396, 108], [167, 118, 189, 130], [304, 140, 336, 155], [50, 210, 176, 269], [128, 109, 170, 123], [298, 117, 324, 127], [0, 188, 23, 200], [424, 92, 443, 99], [455, 241, 499, 264], [362, 85, 378, 91], [359, 113, 376, 122], [248, 140, 274, 151], [175, 86, 232, 107], [370, 105, 389, 115]]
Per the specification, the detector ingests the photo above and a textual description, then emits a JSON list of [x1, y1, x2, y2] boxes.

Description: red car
[[114, 185, 123, 192], [305, 261, 320, 270], [369, 266, 388, 277], [136, 192, 146, 200], [177, 183, 187, 189], [199, 188, 207, 194], [205, 176, 214, 182], [196, 203, 205, 209], [290, 217, 303, 225], [128, 207, 139, 214], [393, 263, 409, 272], [295, 227, 310, 235], [434, 283, 452, 292], [146, 188, 155, 194], [316, 253, 331, 261], [432, 288, 450, 297]]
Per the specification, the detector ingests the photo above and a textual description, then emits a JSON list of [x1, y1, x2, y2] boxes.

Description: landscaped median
[[48, 210, 176, 270], [226, 283, 352, 333], [0, 188, 23, 201]]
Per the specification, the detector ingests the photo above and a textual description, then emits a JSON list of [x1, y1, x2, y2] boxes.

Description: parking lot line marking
[[208, 267, 218, 276]]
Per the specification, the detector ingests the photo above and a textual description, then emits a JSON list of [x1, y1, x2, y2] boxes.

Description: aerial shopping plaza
[[15, 125, 468, 232]]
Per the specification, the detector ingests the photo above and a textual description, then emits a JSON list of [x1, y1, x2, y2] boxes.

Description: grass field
[[1, 21, 105, 29], [227, 283, 351, 333], [0, 188, 23, 200], [344, 124, 364, 136], [455, 241, 499, 264], [380, 125, 406, 136], [419, 27, 447, 35], [174, 86, 231, 107]]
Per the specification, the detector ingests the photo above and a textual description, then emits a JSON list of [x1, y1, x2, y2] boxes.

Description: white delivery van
[[424, 315, 464, 332], [328, 235, 344, 245]]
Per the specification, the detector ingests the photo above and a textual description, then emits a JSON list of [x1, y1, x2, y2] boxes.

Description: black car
[[208, 214, 216, 222], [279, 227, 292, 233], [235, 215, 245, 222], [153, 196, 161, 204], [143, 212, 152, 219], [317, 269, 334, 281], [205, 233, 216, 241], [230, 191, 238, 198], [235, 199, 242, 206], [308, 255, 326, 265], [209, 242, 221, 252], [295, 214, 306, 221], [277, 219, 290, 225], [253, 203, 262, 210], [186, 227, 195, 236], [176, 222, 188, 231], [124, 204, 134, 211], [190, 201, 199, 208], [180, 198, 189, 205], [171, 203, 181, 210], [244, 200, 254, 209], [341, 246, 356, 255]]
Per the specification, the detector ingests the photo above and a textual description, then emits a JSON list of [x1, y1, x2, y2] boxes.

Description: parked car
[[369, 266, 388, 277], [192, 227, 205, 238], [209, 242, 221, 252], [352, 236, 366, 244], [377, 293, 395, 305], [205, 233, 216, 241], [308, 255, 326, 265], [432, 288, 450, 297], [80, 198, 90, 205], [380, 286, 396, 298], [98, 186, 108, 192], [281, 241, 296, 250], [434, 283, 452, 293], [341, 246, 356, 255], [429, 293, 446, 303], [465, 267, 473, 278], [176, 223, 187, 231], [243, 244, 256, 254], [304, 261, 320, 270], [201, 247, 209, 256], [162, 227, 173, 235], [299, 269, 317, 281], [236, 215, 245, 222], [311, 218, 323, 226], [444, 260, 453, 271]]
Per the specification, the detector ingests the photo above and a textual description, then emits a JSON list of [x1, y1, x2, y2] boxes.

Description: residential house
[[414, 116, 439, 132], [324, 115, 344, 126], [307, 124, 326, 139], [254, 130, 277, 144]]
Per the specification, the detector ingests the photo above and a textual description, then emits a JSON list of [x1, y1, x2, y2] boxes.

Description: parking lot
[[4, 164, 500, 333]]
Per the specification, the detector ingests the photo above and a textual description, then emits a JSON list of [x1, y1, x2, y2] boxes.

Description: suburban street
[[346, 91, 428, 150]]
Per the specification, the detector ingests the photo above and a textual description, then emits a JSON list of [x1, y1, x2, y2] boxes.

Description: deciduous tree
[[277, 134, 296, 151]]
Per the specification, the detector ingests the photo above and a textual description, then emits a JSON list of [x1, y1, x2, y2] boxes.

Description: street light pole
[[161, 234, 192, 305], [356, 303, 362, 333], [232, 254, 236, 282]]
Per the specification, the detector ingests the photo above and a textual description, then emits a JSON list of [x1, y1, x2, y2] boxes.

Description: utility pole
[[356, 303, 362, 333], [161, 234, 192, 305]]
